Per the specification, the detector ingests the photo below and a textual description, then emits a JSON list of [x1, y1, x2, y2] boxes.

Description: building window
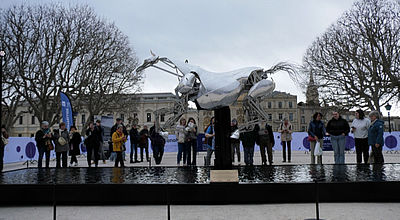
[[160, 114, 165, 122], [302, 126, 307, 132], [267, 102, 272, 108], [133, 113, 138, 119], [31, 115, 35, 124], [18, 134, 22, 137], [121, 114, 125, 121], [278, 102, 282, 108], [19, 116, 23, 125], [146, 113, 152, 122], [279, 113, 283, 120], [289, 113, 294, 121], [144, 97, 154, 100], [268, 114, 272, 121], [31, 133, 34, 137], [81, 114, 86, 125], [301, 116, 305, 124], [289, 102, 293, 108]]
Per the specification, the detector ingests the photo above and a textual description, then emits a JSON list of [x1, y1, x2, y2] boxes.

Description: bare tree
[[0, 4, 142, 127], [301, 0, 400, 113]]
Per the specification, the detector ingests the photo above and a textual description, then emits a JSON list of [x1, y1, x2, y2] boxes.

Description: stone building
[[8, 93, 210, 137], [8, 89, 399, 137]]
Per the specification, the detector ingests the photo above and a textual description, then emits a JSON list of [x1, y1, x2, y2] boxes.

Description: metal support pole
[[214, 106, 232, 169], [167, 186, 171, 220], [388, 112, 391, 133], [0, 51, 4, 128], [53, 183, 57, 220], [315, 180, 320, 220]]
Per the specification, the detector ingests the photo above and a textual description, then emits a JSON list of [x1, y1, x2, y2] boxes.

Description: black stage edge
[[1, 181, 400, 205], [1, 165, 400, 205], [214, 106, 232, 169]]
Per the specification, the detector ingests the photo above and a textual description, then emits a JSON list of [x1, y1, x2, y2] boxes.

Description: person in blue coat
[[368, 111, 385, 164], [308, 112, 326, 164]]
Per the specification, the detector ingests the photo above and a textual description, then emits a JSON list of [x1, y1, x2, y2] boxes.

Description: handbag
[[1, 136, 8, 146], [45, 139, 54, 151], [314, 141, 323, 156], [308, 135, 316, 142]]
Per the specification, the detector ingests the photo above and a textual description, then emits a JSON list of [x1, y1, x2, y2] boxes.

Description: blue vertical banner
[[60, 92, 74, 131]]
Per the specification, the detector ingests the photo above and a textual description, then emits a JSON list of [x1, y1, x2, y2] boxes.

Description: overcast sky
[[2, 0, 398, 115]]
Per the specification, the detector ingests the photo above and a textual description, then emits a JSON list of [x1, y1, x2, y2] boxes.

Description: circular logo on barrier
[[25, 142, 36, 159], [385, 135, 397, 149], [303, 137, 310, 150], [16, 146, 21, 152], [80, 143, 87, 153], [345, 136, 355, 150]]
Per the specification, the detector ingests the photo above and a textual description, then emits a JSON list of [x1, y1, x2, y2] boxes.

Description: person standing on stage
[[176, 118, 187, 166], [351, 110, 370, 164], [138, 125, 150, 162], [308, 112, 325, 165], [129, 124, 140, 163], [278, 118, 293, 163], [35, 121, 53, 168], [326, 111, 350, 164], [53, 122, 69, 168], [150, 123, 166, 165], [112, 124, 127, 167], [204, 117, 215, 166], [85, 122, 100, 167], [94, 120, 106, 164], [368, 111, 385, 164], [186, 117, 198, 166], [240, 125, 259, 166], [230, 119, 240, 165], [69, 125, 81, 167], [257, 122, 275, 165]]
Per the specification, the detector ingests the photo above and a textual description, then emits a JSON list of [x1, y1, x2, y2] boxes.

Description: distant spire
[[306, 71, 320, 106]]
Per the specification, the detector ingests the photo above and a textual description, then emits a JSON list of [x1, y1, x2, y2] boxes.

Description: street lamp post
[[0, 50, 5, 127], [385, 103, 392, 133]]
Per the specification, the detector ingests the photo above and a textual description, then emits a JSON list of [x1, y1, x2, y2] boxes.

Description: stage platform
[[0, 164, 399, 205]]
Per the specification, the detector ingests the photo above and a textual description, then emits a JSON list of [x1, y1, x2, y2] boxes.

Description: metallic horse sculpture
[[135, 51, 295, 133]]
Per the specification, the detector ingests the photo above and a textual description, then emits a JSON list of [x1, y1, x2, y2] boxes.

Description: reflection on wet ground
[[1, 164, 399, 185]]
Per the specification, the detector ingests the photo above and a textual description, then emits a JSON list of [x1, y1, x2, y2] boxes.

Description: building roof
[[266, 91, 297, 98]]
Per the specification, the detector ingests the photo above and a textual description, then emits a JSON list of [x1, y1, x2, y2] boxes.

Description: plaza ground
[[0, 203, 399, 220], [1, 151, 399, 220]]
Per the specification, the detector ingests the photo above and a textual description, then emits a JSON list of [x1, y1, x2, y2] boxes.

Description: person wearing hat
[[230, 119, 241, 165], [35, 121, 53, 168], [53, 122, 70, 168]]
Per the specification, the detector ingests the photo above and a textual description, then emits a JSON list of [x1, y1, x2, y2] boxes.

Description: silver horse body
[[135, 53, 292, 132]]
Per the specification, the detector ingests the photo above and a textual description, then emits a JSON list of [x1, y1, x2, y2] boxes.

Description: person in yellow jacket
[[112, 125, 127, 167]]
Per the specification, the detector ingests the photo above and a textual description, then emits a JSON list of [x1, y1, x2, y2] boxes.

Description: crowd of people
[[307, 110, 384, 165], [32, 117, 167, 168], [0, 109, 388, 171], [201, 109, 385, 166]]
